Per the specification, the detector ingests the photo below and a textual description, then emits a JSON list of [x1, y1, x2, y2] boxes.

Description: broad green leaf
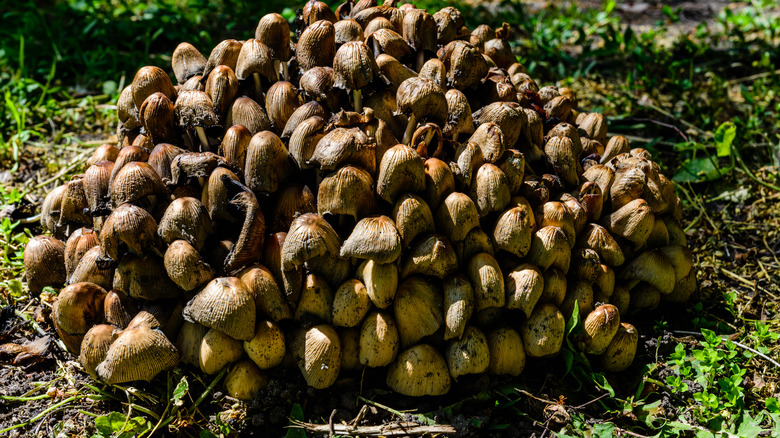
[[172, 376, 189, 408], [736, 411, 767, 438], [94, 412, 127, 434], [565, 300, 581, 337], [285, 404, 308, 438], [673, 157, 722, 183], [714, 121, 736, 158], [593, 422, 616, 438]]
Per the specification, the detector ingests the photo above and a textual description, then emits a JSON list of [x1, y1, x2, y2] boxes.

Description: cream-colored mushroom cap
[[386, 344, 450, 396]]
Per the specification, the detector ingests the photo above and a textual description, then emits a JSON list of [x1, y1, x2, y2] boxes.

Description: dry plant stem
[[289, 420, 457, 436], [354, 89, 363, 113], [402, 114, 417, 145], [34, 151, 90, 189], [195, 126, 211, 151]]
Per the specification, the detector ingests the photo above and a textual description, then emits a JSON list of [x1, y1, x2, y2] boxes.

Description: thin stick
[[34, 151, 90, 189], [289, 420, 456, 436]]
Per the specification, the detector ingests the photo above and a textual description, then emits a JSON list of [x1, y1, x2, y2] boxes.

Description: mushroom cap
[[359, 311, 399, 367], [172, 42, 207, 84], [95, 325, 179, 384], [183, 277, 256, 341], [24, 235, 66, 294], [281, 213, 341, 269], [386, 344, 450, 396], [52, 282, 107, 354], [400, 234, 458, 279], [340, 215, 401, 263], [292, 324, 342, 389], [175, 90, 220, 128], [396, 77, 447, 126]]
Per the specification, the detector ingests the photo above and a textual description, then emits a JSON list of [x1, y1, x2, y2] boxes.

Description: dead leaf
[[0, 336, 51, 367]]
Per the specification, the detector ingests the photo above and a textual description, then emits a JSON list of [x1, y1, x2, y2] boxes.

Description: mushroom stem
[[372, 39, 381, 59], [282, 62, 289, 82], [402, 114, 417, 145], [453, 132, 459, 144], [195, 126, 211, 151], [416, 51, 425, 73], [353, 89, 363, 113], [424, 129, 435, 149], [252, 72, 264, 98], [274, 60, 282, 81]]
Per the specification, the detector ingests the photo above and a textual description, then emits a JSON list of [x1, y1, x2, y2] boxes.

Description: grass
[[0, 0, 779, 436]]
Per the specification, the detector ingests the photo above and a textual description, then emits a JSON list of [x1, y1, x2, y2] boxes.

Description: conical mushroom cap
[[52, 282, 107, 354], [298, 20, 336, 71], [199, 327, 244, 375], [377, 144, 425, 203], [109, 161, 167, 209], [359, 311, 400, 367], [493, 204, 535, 258], [396, 77, 447, 127], [505, 263, 544, 318], [244, 320, 286, 369], [487, 327, 526, 376], [24, 235, 66, 294], [225, 359, 268, 401], [580, 304, 621, 355], [79, 324, 119, 379], [619, 249, 676, 294], [183, 277, 256, 340], [281, 213, 341, 269], [394, 276, 443, 347], [386, 344, 450, 396], [158, 197, 213, 251], [172, 42, 207, 84], [164, 240, 215, 292], [340, 215, 401, 263], [446, 325, 490, 378], [435, 192, 479, 242], [601, 323, 638, 372], [95, 325, 179, 384], [443, 274, 474, 341], [392, 193, 435, 249], [400, 234, 458, 279], [235, 39, 277, 83], [238, 264, 292, 322], [467, 253, 505, 311], [522, 303, 565, 358], [255, 13, 291, 61], [526, 226, 571, 273], [332, 279, 372, 328], [575, 223, 624, 267], [292, 324, 342, 389], [356, 259, 398, 309]]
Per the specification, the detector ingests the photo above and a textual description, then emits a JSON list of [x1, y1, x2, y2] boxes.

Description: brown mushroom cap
[[183, 277, 256, 341]]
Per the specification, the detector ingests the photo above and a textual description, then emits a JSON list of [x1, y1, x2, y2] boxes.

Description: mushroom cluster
[[25, 0, 696, 398]]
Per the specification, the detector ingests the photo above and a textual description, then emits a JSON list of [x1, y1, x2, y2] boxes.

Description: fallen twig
[[288, 420, 456, 436]]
